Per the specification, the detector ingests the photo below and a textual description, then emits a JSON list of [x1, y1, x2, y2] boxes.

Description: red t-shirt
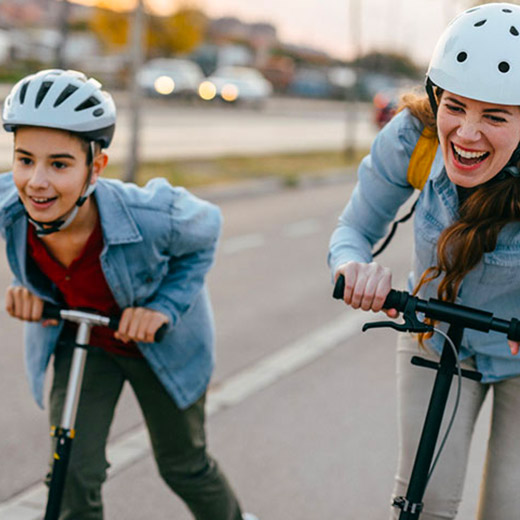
[[27, 220, 143, 358]]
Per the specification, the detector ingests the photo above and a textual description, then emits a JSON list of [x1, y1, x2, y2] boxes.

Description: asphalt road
[[0, 177, 491, 519]]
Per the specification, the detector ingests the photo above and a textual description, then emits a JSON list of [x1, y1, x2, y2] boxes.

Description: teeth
[[32, 197, 52, 203], [453, 144, 488, 159]]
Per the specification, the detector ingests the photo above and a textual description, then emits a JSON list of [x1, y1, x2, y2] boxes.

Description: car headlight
[[198, 81, 217, 100], [221, 83, 239, 102], [154, 76, 175, 95]]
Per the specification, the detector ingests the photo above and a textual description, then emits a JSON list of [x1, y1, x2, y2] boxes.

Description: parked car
[[198, 66, 273, 107], [138, 58, 204, 99]]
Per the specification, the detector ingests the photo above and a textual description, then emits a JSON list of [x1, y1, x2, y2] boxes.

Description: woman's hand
[[115, 307, 169, 343], [335, 261, 398, 318]]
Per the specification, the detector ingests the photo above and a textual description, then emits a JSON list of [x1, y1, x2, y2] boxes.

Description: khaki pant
[[48, 337, 243, 520], [391, 333, 520, 520]]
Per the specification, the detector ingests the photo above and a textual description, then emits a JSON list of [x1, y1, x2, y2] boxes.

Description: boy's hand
[[115, 307, 169, 343], [508, 340, 520, 356], [5, 285, 58, 326]]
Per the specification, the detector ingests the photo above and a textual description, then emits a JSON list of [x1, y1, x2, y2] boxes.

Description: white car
[[138, 58, 204, 99], [198, 66, 273, 107]]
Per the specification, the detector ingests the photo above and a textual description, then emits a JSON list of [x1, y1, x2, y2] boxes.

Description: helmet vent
[[75, 96, 101, 112], [503, 8, 513, 13], [474, 19, 486, 27], [54, 84, 79, 107], [93, 108, 104, 117], [18, 81, 30, 105], [499, 61, 511, 73], [457, 52, 468, 63], [35, 81, 53, 108], [511, 26, 519, 36]]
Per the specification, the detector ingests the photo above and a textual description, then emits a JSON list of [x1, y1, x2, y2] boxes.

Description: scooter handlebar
[[42, 304, 168, 343]]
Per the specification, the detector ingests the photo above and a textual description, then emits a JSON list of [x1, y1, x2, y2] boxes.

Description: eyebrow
[[446, 96, 514, 115], [14, 148, 76, 160]]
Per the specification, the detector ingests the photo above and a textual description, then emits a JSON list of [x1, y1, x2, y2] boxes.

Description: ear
[[91, 152, 108, 184]]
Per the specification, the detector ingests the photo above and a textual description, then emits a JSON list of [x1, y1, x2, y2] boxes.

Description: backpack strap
[[373, 126, 439, 258], [407, 126, 438, 190]]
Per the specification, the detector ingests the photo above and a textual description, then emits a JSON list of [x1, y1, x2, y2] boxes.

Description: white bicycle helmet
[[427, 3, 520, 107], [2, 69, 116, 147]]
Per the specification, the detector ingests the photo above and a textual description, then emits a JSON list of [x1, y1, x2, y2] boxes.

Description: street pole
[[345, 0, 361, 160], [55, 0, 70, 69], [124, 0, 145, 183]]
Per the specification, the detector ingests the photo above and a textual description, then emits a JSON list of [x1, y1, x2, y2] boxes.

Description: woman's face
[[12, 126, 101, 223], [437, 91, 520, 188]]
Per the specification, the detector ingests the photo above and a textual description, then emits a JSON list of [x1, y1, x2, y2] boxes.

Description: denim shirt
[[329, 108, 520, 383], [0, 174, 222, 409]]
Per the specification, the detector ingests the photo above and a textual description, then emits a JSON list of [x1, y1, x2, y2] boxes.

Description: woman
[[329, 3, 520, 519], [0, 69, 257, 520]]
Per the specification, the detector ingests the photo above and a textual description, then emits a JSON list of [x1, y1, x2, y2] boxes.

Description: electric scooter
[[41, 304, 167, 520], [333, 275, 520, 519]]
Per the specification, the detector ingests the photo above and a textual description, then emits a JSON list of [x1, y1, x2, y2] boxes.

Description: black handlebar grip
[[332, 275, 345, 299], [333, 274, 403, 309], [41, 303, 62, 321]]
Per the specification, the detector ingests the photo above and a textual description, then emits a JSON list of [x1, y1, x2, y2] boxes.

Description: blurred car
[[372, 91, 398, 129], [138, 58, 205, 99], [197, 66, 273, 107]]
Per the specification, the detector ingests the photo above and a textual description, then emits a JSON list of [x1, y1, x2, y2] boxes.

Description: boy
[[1, 69, 256, 520]]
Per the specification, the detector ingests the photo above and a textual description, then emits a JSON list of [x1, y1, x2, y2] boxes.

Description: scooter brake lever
[[362, 298, 433, 334]]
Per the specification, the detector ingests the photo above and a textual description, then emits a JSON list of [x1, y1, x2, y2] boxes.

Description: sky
[[71, 0, 474, 67]]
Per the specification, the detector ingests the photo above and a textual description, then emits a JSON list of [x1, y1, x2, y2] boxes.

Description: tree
[[355, 51, 421, 79], [146, 8, 207, 57]]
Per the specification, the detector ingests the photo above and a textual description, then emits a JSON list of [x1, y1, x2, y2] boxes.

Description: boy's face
[[12, 126, 105, 224]]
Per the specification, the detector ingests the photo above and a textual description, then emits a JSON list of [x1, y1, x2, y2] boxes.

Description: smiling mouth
[[28, 195, 58, 204], [451, 143, 490, 166]]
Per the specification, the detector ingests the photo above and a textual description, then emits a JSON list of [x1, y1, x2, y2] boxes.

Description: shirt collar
[[93, 180, 142, 245]]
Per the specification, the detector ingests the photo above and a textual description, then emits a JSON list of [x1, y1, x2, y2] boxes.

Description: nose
[[456, 116, 482, 142], [27, 163, 50, 190]]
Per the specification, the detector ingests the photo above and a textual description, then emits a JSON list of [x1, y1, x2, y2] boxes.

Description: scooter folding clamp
[[392, 496, 424, 514]]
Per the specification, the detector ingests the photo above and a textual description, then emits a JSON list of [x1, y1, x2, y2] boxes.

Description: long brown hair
[[399, 92, 520, 341]]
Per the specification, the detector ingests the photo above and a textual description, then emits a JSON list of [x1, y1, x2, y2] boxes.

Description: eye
[[52, 161, 69, 170], [445, 103, 464, 113], [18, 157, 32, 166], [485, 114, 507, 124]]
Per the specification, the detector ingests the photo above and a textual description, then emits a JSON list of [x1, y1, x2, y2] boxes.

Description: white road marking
[[0, 310, 366, 519], [221, 233, 265, 255], [283, 218, 321, 238]]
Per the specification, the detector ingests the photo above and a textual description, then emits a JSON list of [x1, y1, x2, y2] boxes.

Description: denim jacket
[[329, 108, 520, 383], [0, 174, 221, 409]]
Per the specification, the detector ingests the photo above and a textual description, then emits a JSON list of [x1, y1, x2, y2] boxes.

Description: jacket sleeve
[[328, 109, 423, 275], [144, 188, 222, 328]]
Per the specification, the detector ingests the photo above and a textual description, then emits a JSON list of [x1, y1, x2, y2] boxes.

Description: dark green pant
[[48, 339, 243, 520]]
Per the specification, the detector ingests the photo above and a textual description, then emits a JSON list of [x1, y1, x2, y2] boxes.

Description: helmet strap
[[425, 77, 439, 117], [27, 141, 97, 236]]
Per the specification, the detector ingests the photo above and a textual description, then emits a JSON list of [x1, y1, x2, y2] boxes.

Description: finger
[[146, 313, 169, 343], [340, 264, 358, 305], [11, 287, 25, 319], [116, 308, 134, 342], [384, 308, 399, 319], [372, 272, 392, 313], [126, 307, 145, 340], [31, 296, 44, 322], [5, 287, 15, 316], [360, 268, 382, 311], [135, 310, 154, 342], [42, 319, 59, 327], [508, 340, 519, 356], [351, 273, 369, 309], [21, 290, 35, 321]]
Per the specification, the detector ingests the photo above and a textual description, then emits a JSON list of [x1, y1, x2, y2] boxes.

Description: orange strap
[[406, 127, 438, 190]]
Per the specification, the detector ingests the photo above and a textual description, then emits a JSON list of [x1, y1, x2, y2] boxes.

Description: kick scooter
[[333, 275, 520, 519], [40, 304, 167, 520]]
